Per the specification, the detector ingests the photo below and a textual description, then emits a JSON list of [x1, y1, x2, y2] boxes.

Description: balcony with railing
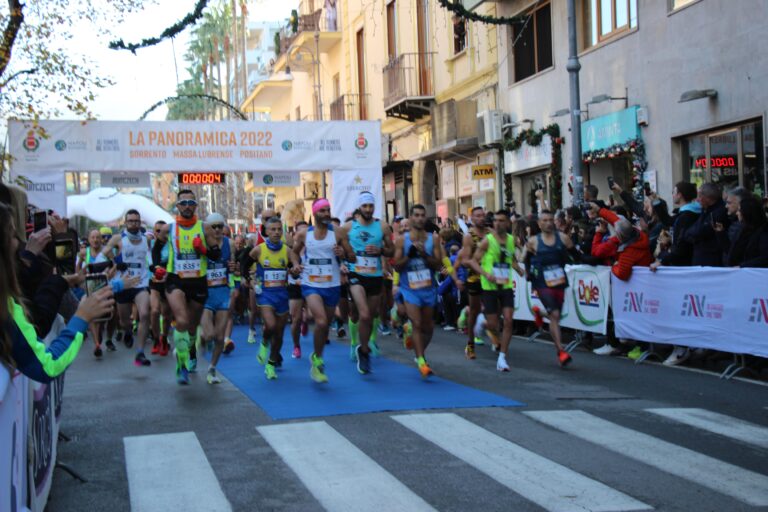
[[329, 94, 370, 121], [383, 52, 436, 122]]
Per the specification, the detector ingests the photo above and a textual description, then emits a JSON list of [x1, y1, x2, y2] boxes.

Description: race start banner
[[612, 267, 768, 357], [510, 265, 612, 335], [8, 120, 381, 173]]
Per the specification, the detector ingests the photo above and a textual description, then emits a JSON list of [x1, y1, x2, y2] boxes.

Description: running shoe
[[265, 362, 278, 380], [474, 336, 485, 346], [369, 340, 380, 357], [464, 344, 476, 360], [106, 340, 117, 352], [663, 346, 690, 366], [378, 323, 392, 336], [114, 330, 124, 344], [177, 367, 190, 385], [257, 342, 269, 365], [310, 353, 329, 383], [558, 350, 572, 367], [356, 345, 371, 374], [418, 360, 433, 379], [150, 338, 161, 355], [134, 352, 151, 367], [247, 329, 257, 344], [292, 346, 302, 359], [396, 325, 404, 339], [273, 353, 284, 368], [188, 358, 198, 373], [301, 321, 308, 336], [627, 346, 643, 360], [207, 367, 221, 384], [593, 344, 620, 356], [337, 326, 347, 339], [496, 354, 510, 372], [349, 339, 359, 361], [94, 344, 103, 358], [532, 306, 545, 329], [159, 335, 170, 356], [223, 339, 236, 355], [443, 325, 456, 331], [403, 322, 414, 350]]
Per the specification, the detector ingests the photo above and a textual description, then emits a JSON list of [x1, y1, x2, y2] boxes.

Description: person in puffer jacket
[[586, 203, 653, 281]]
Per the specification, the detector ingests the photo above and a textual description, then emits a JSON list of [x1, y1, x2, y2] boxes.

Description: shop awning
[[413, 137, 479, 161]]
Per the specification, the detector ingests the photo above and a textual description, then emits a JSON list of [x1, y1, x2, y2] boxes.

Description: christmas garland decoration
[[436, 0, 529, 26], [502, 124, 565, 209], [139, 94, 247, 120], [582, 138, 647, 200], [110, 0, 209, 53]]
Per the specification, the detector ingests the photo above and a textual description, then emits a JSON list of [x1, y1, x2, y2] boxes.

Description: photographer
[[585, 203, 653, 281]]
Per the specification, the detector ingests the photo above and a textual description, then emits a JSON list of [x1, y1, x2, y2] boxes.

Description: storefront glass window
[[708, 129, 739, 191], [682, 134, 706, 189], [742, 122, 765, 198]]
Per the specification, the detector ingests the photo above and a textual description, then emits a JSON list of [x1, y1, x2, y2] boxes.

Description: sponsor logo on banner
[[281, 140, 292, 151], [623, 291, 660, 314], [319, 139, 341, 151], [347, 174, 370, 192], [96, 138, 120, 151], [680, 293, 723, 319], [23, 130, 40, 152], [55, 140, 66, 151], [262, 174, 274, 184], [55, 139, 87, 152], [24, 181, 56, 192], [355, 133, 368, 150], [571, 269, 605, 326], [281, 140, 312, 151], [748, 298, 768, 324]]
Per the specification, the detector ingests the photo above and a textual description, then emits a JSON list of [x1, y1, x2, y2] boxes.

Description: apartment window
[[453, 16, 467, 54], [386, 1, 397, 60], [583, 0, 637, 48], [512, 2, 552, 83], [669, 0, 698, 10]]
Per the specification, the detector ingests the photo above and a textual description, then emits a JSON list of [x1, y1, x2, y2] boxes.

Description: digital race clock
[[177, 172, 226, 185]]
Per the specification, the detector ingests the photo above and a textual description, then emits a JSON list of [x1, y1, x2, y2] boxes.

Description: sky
[[86, 0, 294, 121]]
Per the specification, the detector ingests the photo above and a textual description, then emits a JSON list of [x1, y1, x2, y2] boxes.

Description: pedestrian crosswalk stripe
[[646, 408, 768, 450], [257, 421, 437, 512], [123, 431, 231, 512], [525, 410, 768, 506], [392, 412, 652, 512]]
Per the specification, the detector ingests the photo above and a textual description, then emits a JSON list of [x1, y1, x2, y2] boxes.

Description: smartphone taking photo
[[33, 210, 48, 232], [54, 239, 77, 275], [85, 274, 112, 322]]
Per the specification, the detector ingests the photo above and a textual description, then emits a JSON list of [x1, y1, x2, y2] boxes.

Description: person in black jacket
[[651, 181, 700, 270], [715, 194, 768, 267], [683, 182, 729, 266]]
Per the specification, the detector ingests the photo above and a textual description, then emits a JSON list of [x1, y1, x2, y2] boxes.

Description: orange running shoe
[[532, 306, 545, 329], [418, 360, 433, 379], [558, 350, 572, 367], [464, 344, 476, 360]]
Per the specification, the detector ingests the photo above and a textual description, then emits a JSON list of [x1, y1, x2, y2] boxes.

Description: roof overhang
[[413, 138, 480, 161], [240, 78, 293, 112]]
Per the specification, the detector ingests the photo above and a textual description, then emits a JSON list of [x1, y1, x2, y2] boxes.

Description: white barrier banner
[[0, 369, 28, 512], [330, 169, 384, 222], [9, 120, 381, 173], [511, 265, 612, 335], [13, 169, 67, 216], [612, 267, 768, 357]]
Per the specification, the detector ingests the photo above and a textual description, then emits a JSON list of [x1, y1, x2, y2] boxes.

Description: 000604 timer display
[[178, 172, 226, 185]]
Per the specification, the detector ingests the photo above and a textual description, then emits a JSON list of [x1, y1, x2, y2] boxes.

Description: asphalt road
[[47, 325, 768, 512]]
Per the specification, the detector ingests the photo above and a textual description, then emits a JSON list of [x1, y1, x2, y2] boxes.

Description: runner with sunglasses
[[149, 220, 172, 356], [456, 206, 487, 360], [290, 198, 356, 383], [101, 209, 153, 367], [160, 190, 219, 385], [467, 210, 524, 372], [200, 213, 235, 385], [343, 191, 394, 374]]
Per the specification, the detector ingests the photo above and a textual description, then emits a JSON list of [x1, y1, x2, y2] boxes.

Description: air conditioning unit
[[477, 110, 504, 146]]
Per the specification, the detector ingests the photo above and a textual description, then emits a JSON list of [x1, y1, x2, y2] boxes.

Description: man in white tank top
[[290, 198, 356, 383], [102, 209, 152, 367]]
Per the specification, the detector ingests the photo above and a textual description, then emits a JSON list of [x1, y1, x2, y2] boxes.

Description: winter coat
[[598, 208, 653, 281]]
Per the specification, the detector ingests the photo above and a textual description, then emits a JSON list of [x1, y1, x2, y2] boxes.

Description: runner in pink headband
[[312, 198, 331, 215]]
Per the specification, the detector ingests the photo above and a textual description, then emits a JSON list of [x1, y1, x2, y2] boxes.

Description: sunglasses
[[211, 224, 225, 230], [178, 200, 197, 207]]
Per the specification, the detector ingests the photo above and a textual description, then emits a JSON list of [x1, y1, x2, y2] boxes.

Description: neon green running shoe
[[257, 342, 269, 365], [457, 308, 468, 330], [627, 346, 643, 360], [310, 353, 329, 383], [474, 336, 485, 346], [265, 363, 277, 380]]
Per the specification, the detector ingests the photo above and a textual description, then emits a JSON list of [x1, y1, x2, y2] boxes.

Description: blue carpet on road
[[215, 325, 524, 420]]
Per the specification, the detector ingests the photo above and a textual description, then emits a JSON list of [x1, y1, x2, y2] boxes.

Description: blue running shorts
[[400, 287, 437, 308], [301, 285, 341, 308], [204, 286, 231, 312], [258, 289, 290, 315]]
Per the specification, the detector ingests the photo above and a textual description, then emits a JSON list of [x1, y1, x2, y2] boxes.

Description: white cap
[[206, 213, 226, 225]]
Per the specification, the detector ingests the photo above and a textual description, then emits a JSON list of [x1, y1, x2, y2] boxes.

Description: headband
[[358, 191, 375, 207], [312, 198, 331, 215]]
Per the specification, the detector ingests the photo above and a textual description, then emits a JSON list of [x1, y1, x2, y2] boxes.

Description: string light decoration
[[139, 94, 247, 120], [502, 124, 565, 209], [436, 0, 529, 26], [109, 0, 209, 53], [582, 138, 647, 200]]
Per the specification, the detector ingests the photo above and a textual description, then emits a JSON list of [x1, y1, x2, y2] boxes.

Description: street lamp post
[[566, 0, 584, 206]]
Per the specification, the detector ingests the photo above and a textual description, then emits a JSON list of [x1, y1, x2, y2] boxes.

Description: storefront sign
[[100, 172, 151, 188], [504, 135, 552, 174], [472, 164, 495, 180], [581, 106, 640, 152], [458, 163, 477, 196]]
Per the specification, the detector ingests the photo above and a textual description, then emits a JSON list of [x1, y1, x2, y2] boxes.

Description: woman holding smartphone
[[0, 202, 116, 383]]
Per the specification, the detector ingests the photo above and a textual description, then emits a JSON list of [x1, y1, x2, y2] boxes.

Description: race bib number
[[356, 255, 379, 275], [263, 270, 287, 287], [207, 267, 227, 286], [125, 263, 144, 278], [492, 263, 510, 282], [543, 266, 566, 287], [407, 268, 432, 289], [177, 258, 201, 278], [307, 258, 333, 283]]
